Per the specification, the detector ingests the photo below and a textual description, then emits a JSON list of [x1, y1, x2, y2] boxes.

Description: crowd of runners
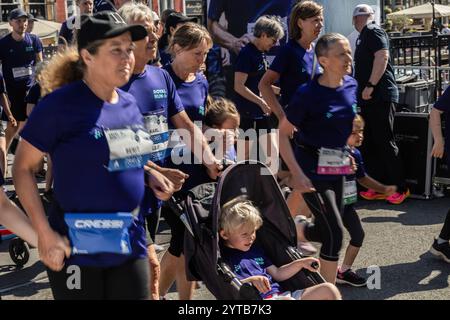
[[0, 0, 448, 300]]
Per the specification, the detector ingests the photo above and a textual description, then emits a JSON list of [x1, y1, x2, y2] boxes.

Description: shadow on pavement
[[339, 252, 450, 300]]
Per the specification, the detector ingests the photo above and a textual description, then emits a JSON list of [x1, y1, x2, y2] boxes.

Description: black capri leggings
[[161, 203, 185, 257], [342, 205, 365, 248], [439, 209, 450, 241], [47, 258, 149, 300], [302, 178, 345, 262]]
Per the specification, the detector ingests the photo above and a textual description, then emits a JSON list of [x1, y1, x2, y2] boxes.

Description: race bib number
[[343, 179, 357, 205], [12, 66, 32, 80], [65, 212, 134, 255], [317, 147, 352, 175], [104, 127, 154, 172], [143, 110, 171, 162]]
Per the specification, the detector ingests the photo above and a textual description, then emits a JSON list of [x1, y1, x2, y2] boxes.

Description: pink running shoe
[[359, 189, 386, 200], [386, 189, 410, 204]]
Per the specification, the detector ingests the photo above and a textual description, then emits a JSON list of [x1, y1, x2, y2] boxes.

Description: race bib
[[143, 110, 171, 162], [12, 66, 32, 80], [104, 127, 154, 172], [65, 212, 135, 255], [343, 179, 357, 205], [317, 147, 352, 175]]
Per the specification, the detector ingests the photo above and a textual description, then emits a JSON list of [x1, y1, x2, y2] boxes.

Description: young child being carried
[[219, 199, 342, 300], [337, 115, 397, 286]]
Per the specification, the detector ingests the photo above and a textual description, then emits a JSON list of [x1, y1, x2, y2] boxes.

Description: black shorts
[[239, 115, 277, 139]]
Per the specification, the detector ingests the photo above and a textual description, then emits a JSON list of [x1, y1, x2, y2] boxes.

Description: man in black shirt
[[353, 4, 409, 204]]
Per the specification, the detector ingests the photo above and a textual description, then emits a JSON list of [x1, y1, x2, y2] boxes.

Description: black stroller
[[169, 162, 325, 300]]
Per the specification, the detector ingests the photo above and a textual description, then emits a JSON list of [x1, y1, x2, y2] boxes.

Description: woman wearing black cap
[[13, 11, 172, 300]]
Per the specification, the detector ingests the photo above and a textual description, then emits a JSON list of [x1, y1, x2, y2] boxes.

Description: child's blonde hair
[[219, 199, 263, 236], [353, 114, 365, 129], [205, 97, 240, 128]]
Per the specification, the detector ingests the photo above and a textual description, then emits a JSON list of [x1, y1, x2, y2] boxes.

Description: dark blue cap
[[9, 8, 29, 21]]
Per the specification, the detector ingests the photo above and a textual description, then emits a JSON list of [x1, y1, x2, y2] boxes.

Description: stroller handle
[[286, 246, 326, 284]]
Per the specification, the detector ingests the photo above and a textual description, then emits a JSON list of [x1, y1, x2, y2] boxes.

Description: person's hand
[[362, 87, 374, 100], [349, 154, 357, 174], [279, 117, 297, 139], [37, 229, 71, 272], [231, 37, 249, 55], [297, 257, 321, 272], [157, 167, 189, 192], [383, 185, 397, 196], [247, 275, 271, 294], [431, 139, 445, 158], [206, 160, 223, 180], [285, 172, 315, 194], [258, 99, 272, 115], [145, 167, 176, 201], [8, 115, 17, 127]]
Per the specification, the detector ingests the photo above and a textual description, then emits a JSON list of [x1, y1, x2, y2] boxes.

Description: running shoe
[[359, 189, 386, 200], [386, 189, 410, 205], [336, 269, 367, 287], [429, 239, 450, 263]]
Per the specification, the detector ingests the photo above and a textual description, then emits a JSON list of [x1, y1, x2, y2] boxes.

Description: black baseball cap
[[9, 8, 29, 21], [165, 12, 197, 33], [77, 11, 148, 50]]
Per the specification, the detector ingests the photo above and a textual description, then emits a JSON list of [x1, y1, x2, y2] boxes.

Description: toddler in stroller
[[175, 162, 341, 300], [219, 199, 341, 300]]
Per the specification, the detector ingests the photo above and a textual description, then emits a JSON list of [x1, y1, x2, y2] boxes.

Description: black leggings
[[47, 258, 149, 300], [342, 205, 365, 248], [302, 179, 344, 262], [439, 209, 450, 241]]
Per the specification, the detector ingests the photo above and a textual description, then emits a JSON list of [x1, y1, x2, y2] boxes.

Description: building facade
[[0, 0, 67, 22]]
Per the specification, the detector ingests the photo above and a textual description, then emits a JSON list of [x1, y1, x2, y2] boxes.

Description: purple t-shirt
[[21, 80, 147, 267], [163, 64, 208, 122], [0, 33, 42, 93], [287, 75, 357, 181], [121, 65, 184, 216], [234, 42, 269, 119], [221, 244, 281, 299], [270, 40, 320, 106], [163, 64, 212, 192], [347, 147, 366, 181]]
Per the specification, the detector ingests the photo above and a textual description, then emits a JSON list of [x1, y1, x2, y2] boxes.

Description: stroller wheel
[[9, 238, 30, 268]]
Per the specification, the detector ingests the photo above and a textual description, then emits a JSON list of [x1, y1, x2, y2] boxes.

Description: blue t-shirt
[[0, 33, 43, 101], [221, 244, 281, 299], [0, 72, 5, 94], [433, 87, 450, 162], [94, 0, 116, 13], [270, 40, 320, 106], [208, 0, 294, 61], [163, 64, 212, 192], [233, 42, 269, 119], [25, 82, 41, 105], [20, 80, 147, 267], [347, 147, 366, 181], [59, 20, 74, 45], [121, 65, 184, 216], [163, 64, 208, 123], [287, 76, 357, 181]]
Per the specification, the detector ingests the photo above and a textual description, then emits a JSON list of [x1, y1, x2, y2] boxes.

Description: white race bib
[[343, 179, 357, 205], [104, 127, 154, 172], [12, 66, 32, 80], [317, 147, 352, 175]]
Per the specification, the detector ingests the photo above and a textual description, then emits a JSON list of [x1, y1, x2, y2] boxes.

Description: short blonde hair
[[219, 200, 263, 236]]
